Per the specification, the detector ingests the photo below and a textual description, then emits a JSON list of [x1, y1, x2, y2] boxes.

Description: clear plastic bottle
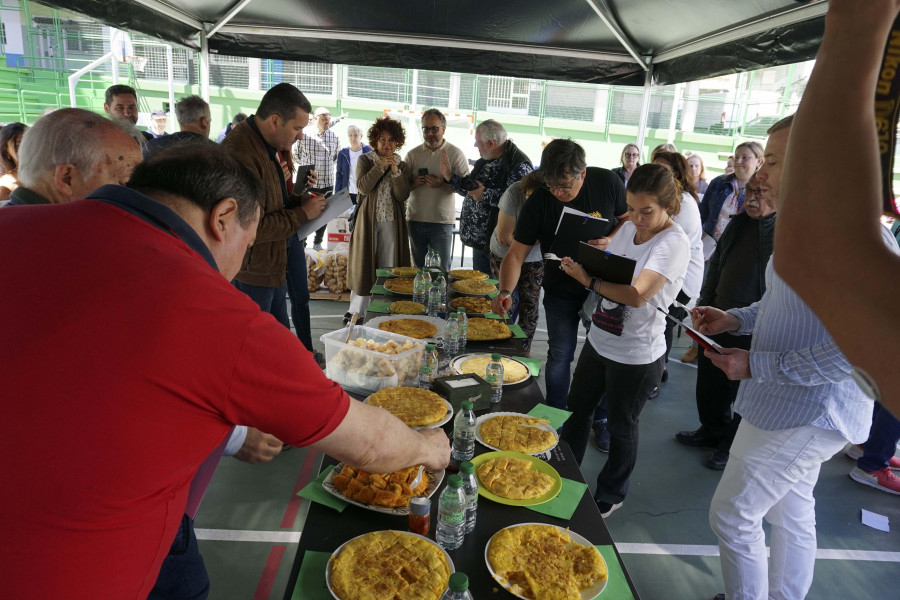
[[435, 474, 467, 551], [427, 284, 442, 317], [413, 270, 427, 304], [456, 308, 468, 353], [445, 312, 459, 356], [418, 343, 438, 389], [435, 274, 448, 308], [451, 401, 476, 461], [424, 249, 434, 269], [458, 461, 478, 533], [422, 269, 432, 288], [440, 572, 473, 600], [432, 249, 443, 273], [486, 353, 504, 404]]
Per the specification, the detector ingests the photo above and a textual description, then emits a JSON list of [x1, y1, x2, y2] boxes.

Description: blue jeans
[[234, 280, 289, 329], [148, 515, 210, 600], [408, 221, 453, 272], [471, 247, 492, 277], [858, 402, 900, 472], [542, 292, 585, 409], [285, 235, 313, 351]]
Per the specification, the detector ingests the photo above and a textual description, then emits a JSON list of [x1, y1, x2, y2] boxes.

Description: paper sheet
[[297, 187, 353, 239], [861, 508, 890, 532]]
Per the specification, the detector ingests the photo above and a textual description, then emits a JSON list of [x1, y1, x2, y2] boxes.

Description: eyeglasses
[[746, 187, 763, 197], [545, 178, 577, 192], [422, 126, 442, 134], [624, 153, 640, 158]]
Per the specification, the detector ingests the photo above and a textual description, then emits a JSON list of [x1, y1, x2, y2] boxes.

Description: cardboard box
[[433, 373, 492, 411]]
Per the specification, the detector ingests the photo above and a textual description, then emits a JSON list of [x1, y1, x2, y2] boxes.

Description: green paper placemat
[[367, 300, 392, 314], [483, 311, 503, 320], [527, 404, 571, 429], [517, 356, 542, 377], [526, 477, 587, 520], [376, 268, 395, 277], [369, 284, 390, 295], [508, 324, 527, 339], [296, 466, 348, 512], [596, 545, 636, 600], [486, 278, 499, 285], [290, 550, 332, 600]]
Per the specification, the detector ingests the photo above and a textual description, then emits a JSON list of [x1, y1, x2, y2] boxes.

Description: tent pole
[[166, 44, 175, 132], [200, 31, 210, 102], [666, 83, 683, 144], [636, 62, 654, 152]]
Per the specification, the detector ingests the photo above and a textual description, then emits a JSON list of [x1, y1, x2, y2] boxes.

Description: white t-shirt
[[587, 221, 690, 365], [672, 192, 704, 299], [348, 148, 364, 194]]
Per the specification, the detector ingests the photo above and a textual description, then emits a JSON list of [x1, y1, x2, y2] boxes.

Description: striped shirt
[[729, 259, 872, 443], [292, 127, 339, 188]]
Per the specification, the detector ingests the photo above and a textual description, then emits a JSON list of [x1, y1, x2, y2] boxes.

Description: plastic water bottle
[[456, 308, 468, 353], [432, 249, 443, 273], [418, 343, 438, 389], [486, 353, 504, 404], [451, 401, 476, 461], [427, 284, 442, 317], [436, 474, 467, 551], [422, 269, 432, 288], [458, 461, 478, 533], [440, 572, 473, 600], [413, 270, 427, 304], [445, 312, 459, 356], [435, 274, 448, 306]]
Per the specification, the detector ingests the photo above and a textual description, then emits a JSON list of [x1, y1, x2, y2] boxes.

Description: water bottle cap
[[447, 474, 463, 488], [461, 401, 474, 410], [409, 496, 431, 516], [491, 353, 502, 360], [448, 572, 469, 592], [459, 461, 474, 474], [457, 307, 465, 313], [426, 343, 435, 351]]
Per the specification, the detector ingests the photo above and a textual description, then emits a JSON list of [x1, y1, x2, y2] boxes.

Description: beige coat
[[347, 152, 412, 295]]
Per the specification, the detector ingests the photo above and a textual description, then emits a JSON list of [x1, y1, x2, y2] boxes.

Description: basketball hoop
[[125, 56, 148, 72]]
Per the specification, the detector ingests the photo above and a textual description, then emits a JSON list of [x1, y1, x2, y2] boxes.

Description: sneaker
[[845, 444, 900, 468], [592, 421, 610, 453], [849, 466, 900, 495], [595, 499, 623, 518], [648, 386, 660, 399], [681, 346, 699, 363]]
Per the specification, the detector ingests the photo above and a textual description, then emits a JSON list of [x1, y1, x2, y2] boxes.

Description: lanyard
[[878, 14, 900, 215]]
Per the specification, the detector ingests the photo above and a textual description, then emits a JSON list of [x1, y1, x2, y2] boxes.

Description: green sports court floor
[[194, 283, 900, 600]]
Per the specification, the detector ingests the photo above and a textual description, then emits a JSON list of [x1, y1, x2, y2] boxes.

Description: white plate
[[474, 411, 559, 456], [451, 353, 532, 386], [327, 530, 455, 600], [364, 393, 453, 430], [364, 314, 447, 342], [485, 523, 607, 600], [321, 463, 446, 515]]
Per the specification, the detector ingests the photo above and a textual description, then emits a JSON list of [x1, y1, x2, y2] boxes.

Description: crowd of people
[[2, 2, 899, 597]]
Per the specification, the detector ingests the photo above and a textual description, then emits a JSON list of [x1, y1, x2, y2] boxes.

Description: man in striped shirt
[[691, 115, 876, 600]]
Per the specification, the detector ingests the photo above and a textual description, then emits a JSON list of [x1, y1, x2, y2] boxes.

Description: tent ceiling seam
[[582, 0, 648, 70], [207, 0, 255, 39], [130, 0, 204, 31]]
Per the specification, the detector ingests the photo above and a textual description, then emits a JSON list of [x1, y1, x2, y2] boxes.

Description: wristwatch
[[498, 289, 513, 299], [585, 277, 598, 293]]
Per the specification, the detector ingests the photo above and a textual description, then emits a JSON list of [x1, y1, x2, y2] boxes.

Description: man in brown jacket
[[223, 83, 326, 329]]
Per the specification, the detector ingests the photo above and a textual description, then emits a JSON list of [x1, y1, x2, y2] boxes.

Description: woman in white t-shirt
[[559, 163, 690, 517]]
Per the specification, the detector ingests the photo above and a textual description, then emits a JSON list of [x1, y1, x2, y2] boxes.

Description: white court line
[[194, 529, 900, 562], [534, 327, 586, 342]]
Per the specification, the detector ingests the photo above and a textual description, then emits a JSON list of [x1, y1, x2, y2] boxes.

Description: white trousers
[[709, 421, 847, 600], [349, 221, 398, 315]]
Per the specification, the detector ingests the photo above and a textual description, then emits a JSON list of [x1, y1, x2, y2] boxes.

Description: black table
[[283, 381, 640, 599]]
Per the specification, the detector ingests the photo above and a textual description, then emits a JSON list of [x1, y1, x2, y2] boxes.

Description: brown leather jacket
[[222, 117, 308, 287]]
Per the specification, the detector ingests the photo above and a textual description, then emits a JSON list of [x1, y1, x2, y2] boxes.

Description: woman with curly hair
[[0, 122, 27, 201], [346, 117, 412, 319]]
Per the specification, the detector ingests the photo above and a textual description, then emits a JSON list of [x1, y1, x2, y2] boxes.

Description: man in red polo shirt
[[0, 142, 450, 599]]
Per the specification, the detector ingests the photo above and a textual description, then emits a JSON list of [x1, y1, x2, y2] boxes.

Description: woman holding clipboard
[[558, 163, 690, 518]]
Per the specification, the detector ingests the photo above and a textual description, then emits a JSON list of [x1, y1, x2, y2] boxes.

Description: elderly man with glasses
[[675, 173, 776, 470], [405, 108, 469, 271]]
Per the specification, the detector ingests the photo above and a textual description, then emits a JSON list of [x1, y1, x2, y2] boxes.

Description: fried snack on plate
[[378, 318, 437, 339], [367, 386, 447, 426], [449, 296, 492, 314], [467, 317, 512, 341], [477, 457, 554, 499], [391, 266, 419, 277], [449, 269, 489, 280], [384, 277, 415, 293], [330, 530, 450, 600], [331, 464, 430, 507], [479, 414, 556, 454], [389, 300, 426, 315], [488, 524, 607, 600], [451, 279, 497, 295], [459, 355, 528, 383]]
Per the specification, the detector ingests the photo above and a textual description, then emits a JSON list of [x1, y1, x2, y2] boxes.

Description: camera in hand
[[458, 175, 480, 191]]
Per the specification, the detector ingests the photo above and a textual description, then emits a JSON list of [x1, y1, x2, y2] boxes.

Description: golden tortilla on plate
[[467, 318, 512, 341], [487, 525, 607, 600], [384, 277, 415, 294], [479, 415, 556, 454], [391, 266, 419, 277], [378, 318, 437, 339], [477, 457, 554, 499], [451, 279, 497, 295], [449, 269, 488, 280], [449, 296, 492, 314], [330, 530, 450, 600], [367, 386, 447, 426], [389, 300, 426, 315], [459, 355, 528, 383]]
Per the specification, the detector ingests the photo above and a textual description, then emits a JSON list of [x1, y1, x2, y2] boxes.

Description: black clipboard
[[549, 211, 613, 257], [577, 242, 636, 285]]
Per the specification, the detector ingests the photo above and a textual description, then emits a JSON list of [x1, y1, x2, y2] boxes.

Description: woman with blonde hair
[[611, 143, 640, 186], [687, 153, 709, 196], [699, 141, 763, 241]]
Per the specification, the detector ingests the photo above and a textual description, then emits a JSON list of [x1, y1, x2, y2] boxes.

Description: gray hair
[[476, 119, 507, 145], [110, 117, 147, 151], [422, 108, 446, 128], [346, 124, 363, 135], [18, 108, 127, 187], [175, 95, 210, 126]]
